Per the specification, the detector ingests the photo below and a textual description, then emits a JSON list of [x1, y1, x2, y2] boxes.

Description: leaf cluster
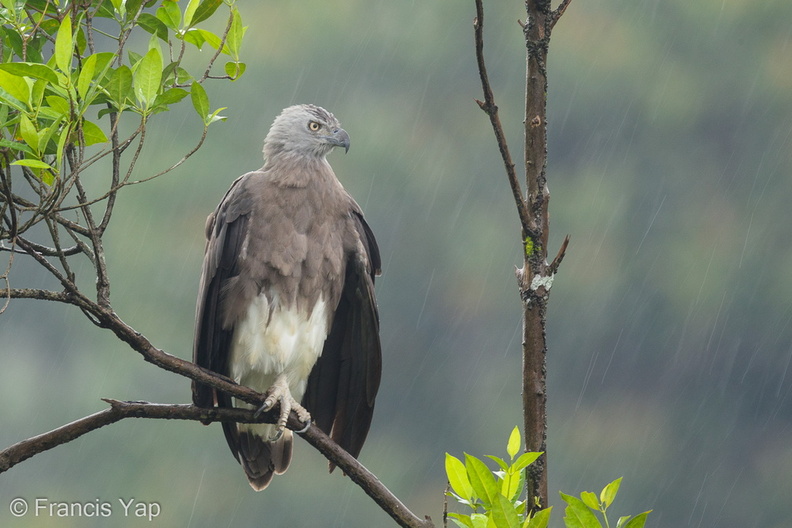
[[1, 0, 245, 316], [0, 0, 244, 183], [445, 426, 549, 528], [560, 479, 651, 528], [445, 427, 651, 528]]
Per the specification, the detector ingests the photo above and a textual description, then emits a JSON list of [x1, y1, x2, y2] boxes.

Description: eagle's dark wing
[[192, 175, 252, 460], [302, 211, 382, 465]]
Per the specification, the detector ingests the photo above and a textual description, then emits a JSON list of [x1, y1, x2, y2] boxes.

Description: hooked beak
[[328, 128, 350, 153]]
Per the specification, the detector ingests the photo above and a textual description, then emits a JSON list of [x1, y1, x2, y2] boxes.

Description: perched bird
[[192, 104, 382, 490]]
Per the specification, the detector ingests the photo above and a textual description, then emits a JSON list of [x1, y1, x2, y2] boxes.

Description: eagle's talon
[[257, 374, 311, 441]]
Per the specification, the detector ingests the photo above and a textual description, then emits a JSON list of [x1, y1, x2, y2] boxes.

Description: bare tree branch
[[298, 415, 436, 528], [0, 398, 435, 528], [473, 0, 573, 512], [550, 0, 574, 29], [7, 288, 72, 304], [473, 0, 532, 239]]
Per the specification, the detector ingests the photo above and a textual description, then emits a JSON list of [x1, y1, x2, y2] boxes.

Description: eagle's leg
[[255, 373, 311, 441]]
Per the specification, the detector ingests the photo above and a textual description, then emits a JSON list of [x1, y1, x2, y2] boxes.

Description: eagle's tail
[[236, 429, 292, 491]]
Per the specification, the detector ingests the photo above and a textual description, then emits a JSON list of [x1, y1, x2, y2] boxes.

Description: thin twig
[[0, 248, 12, 314], [74, 170, 110, 307], [550, 0, 574, 29], [473, 0, 532, 239], [200, 10, 234, 82], [548, 234, 570, 274], [100, 109, 121, 234], [6, 288, 72, 303]]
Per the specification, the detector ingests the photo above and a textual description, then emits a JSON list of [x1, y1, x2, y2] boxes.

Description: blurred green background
[[2, 0, 792, 526]]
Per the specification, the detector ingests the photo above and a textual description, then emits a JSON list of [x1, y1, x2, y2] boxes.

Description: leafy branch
[[444, 428, 651, 528]]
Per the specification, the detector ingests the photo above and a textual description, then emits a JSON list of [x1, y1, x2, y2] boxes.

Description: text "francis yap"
[[13, 497, 160, 521]]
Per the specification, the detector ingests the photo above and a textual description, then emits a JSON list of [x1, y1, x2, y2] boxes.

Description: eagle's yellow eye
[[308, 121, 321, 132]]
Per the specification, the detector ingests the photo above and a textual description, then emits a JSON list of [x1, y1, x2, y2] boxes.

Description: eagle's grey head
[[263, 104, 350, 162]]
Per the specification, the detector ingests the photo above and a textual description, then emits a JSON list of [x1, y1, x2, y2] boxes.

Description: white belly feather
[[230, 292, 328, 436]]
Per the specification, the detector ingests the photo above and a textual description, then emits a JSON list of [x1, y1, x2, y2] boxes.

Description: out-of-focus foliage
[[2, 1, 792, 527]]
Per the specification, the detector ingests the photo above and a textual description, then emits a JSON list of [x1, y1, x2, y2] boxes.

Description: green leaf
[[622, 511, 651, 528], [78, 52, 118, 109], [446, 453, 474, 503], [485, 455, 509, 472], [189, 0, 223, 27], [226, 5, 244, 57], [524, 507, 552, 528], [181, 27, 206, 49], [502, 466, 525, 502], [465, 454, 498, 509], [1, 26, 24, 60], [490, 494, 521, 528], [0, 69, 31, 108], [31, 78, 48, 109], [55, 14, 74, 73], [224, 61, 246, 80], [91, 52, 118, 81], [599, 477, 622, 509], [18, 114, 39, 153], [190, 81, 209, 121], [12, 158, 52, 169], [138, 13, 169, 42], [38, 115, 64, 154], [13, 158, 55, 185], [125, 0, 146, 19], [206, 106, 227, 124], [105, 65, 133, 109], [560, 493, 603, 528], [39, 18, 61, 36], [128, 50, 144, 70], [75, 25, 87, 56], [77, 53, 97, 100], [79, 119, 108, 146], [1, 0, 16, 14], [184, 27, 227, 52], [182, 0, 200, 27], [156, 1, 181, 30], [133, 47, 163, 109], [616, 516, 631, 528], [580, 492, 600, 512], [175, 67, 194, 85], [0, 62, 59, 85], [55, 121, 72, 172], [448, 513, 475, 528], [507, 427, 521, 460], [0, 90, 27, 113], [511, 452, 542, 473], [154, 87, 189, 107], [470, 513, 489, 528], [0, 94, 8, 125], [0, 139, 34, 155]]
